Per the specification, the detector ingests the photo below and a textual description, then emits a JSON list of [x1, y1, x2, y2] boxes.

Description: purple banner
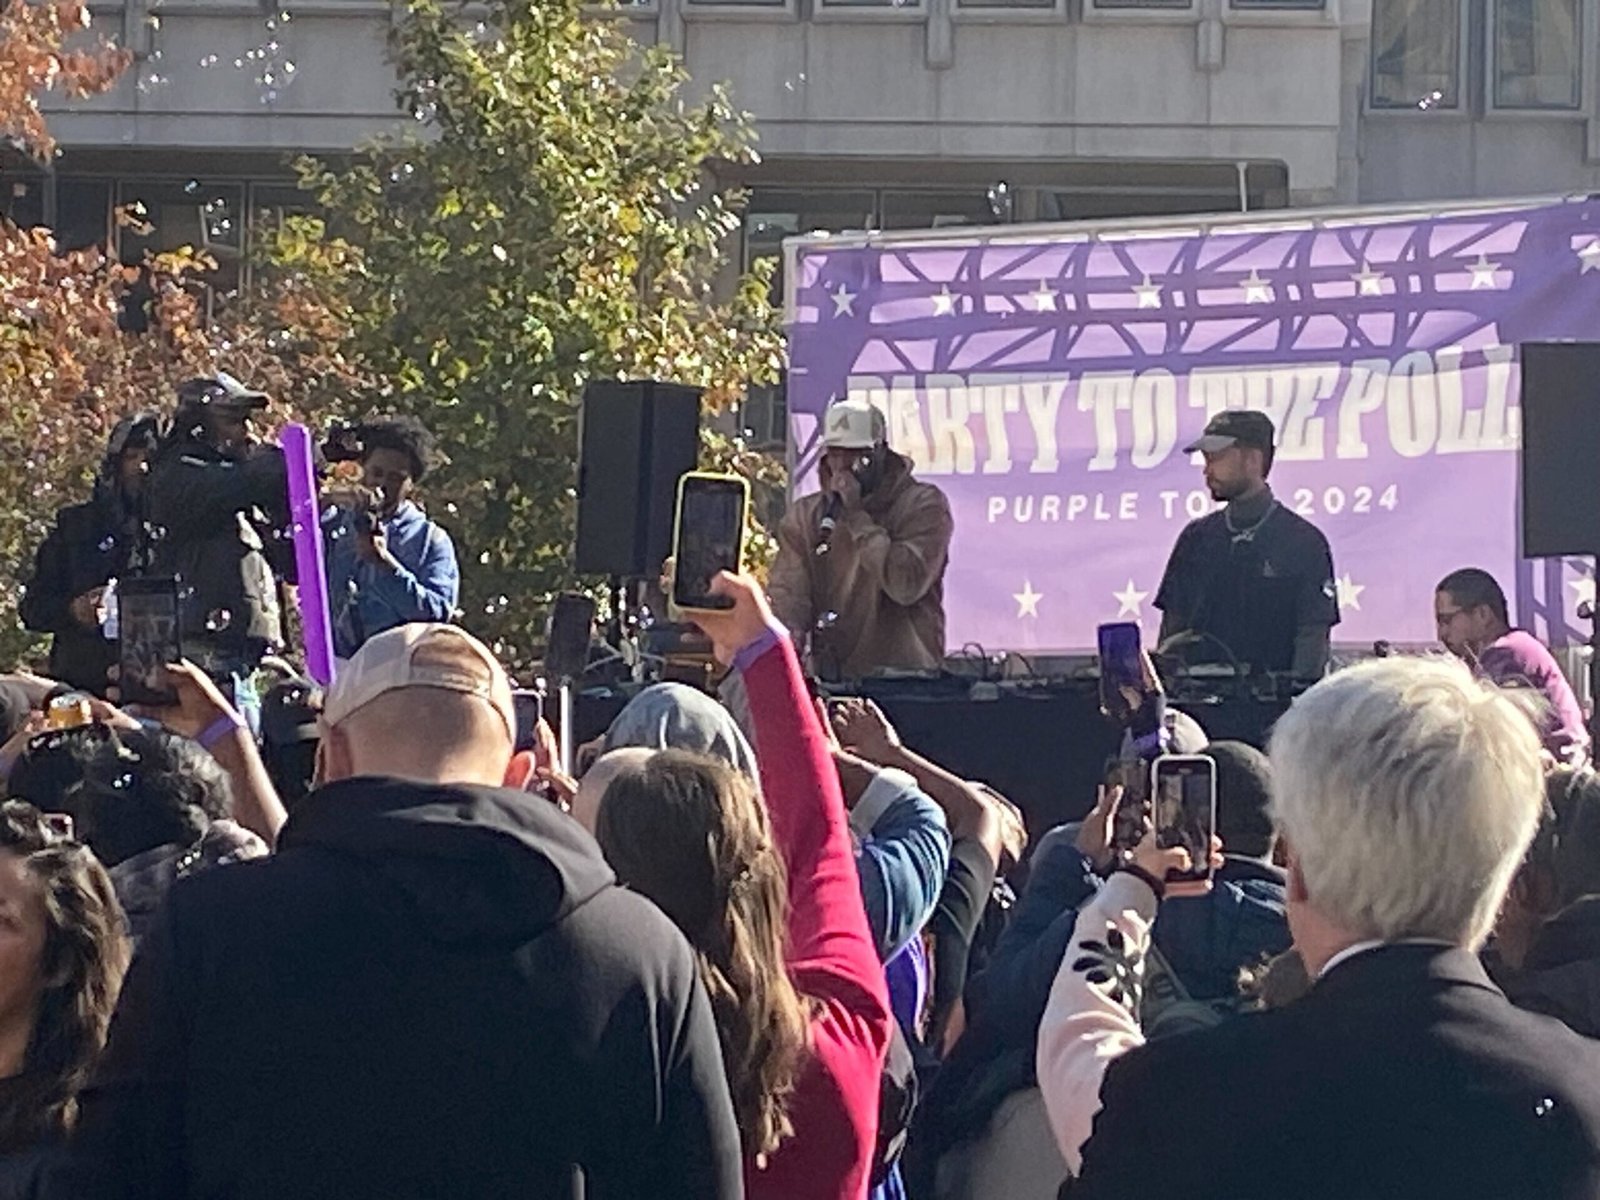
[[786, 198, 1600, 653]]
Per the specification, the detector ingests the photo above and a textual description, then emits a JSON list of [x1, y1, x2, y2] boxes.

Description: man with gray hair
[[1037, 655, 1600, 1199]]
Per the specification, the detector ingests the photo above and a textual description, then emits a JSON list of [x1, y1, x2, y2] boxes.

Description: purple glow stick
[[281, 423, 336, 686]]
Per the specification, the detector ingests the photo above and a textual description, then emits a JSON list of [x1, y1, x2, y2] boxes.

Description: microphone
[[816, 493, 841, 556]]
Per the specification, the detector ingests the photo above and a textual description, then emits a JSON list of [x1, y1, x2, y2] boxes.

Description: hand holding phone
[[117, 577, 183, 708], [684, 573, 775, 667]]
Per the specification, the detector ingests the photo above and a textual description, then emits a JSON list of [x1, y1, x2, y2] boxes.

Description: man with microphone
[[768, 397, 953, 680]]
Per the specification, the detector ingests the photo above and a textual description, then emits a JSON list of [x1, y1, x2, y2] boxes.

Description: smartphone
[[1098, 622, 1148, 727], [671, 473, 750, 613], [1152, 754, 1217, 885], [545, 593, 596, 683], [117, 577, 183, 707], [1106, 756, 1153, 855], [511, 688, 544, 754]]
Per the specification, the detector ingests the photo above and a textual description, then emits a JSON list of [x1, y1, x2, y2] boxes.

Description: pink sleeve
[[737, 636, 891, 1024]]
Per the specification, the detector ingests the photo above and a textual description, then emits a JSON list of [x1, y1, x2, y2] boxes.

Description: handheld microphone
[[816, 494, 841, 556]]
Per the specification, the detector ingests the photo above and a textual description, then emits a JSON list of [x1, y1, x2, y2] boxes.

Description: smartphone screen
[[118, 578, 183, 707], [1098, 622, 1146, 725], [545, 593, 595, 682], [672, 475, 748, 612], [511, 689, 543, 754], [1153, 755, 1216, 884]]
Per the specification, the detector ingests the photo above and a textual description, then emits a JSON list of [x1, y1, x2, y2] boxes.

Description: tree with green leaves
[[268, 0, 783, 665]]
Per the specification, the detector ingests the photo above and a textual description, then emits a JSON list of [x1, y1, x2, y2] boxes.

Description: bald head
[[571, 747, 655, 834], [320, 685, 519, 790]]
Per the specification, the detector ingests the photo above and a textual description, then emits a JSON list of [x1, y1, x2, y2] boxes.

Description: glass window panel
[[117, 180, 244, 320], [1094, 0, 1190, 8], [880, 190, 997, 230], [1495, 0, 1582, 108], [1370, 0, 1461, 110], [52, 179, 112, 252], [0, 175, 47, 231], [1231, 0, 1323, 7], [960, 0, 1055, 11]]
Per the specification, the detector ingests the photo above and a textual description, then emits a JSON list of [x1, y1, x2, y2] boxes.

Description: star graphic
[[932, 286, 957, 316], [1336, 573, 1366, 612], [1113, 579, 1149, 619], [1013, 580, 1043, 619], [830, 285, 856, 317], [1242, 269, 1273, 304], [1569, 576, 1596, 610], [1351, 262, 1386, 297], [1132, 274, 1162, 310], [1579, 241, 1600, 274], [1030, 281, 1057, 312], [1467, 252, 1501, 290]]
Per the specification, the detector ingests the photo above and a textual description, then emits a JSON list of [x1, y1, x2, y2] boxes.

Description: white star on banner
[[1579, 241, 1600, 274], [1351, 262, 1386, 296], [1242, 269, 1273, 304], [1013, 580, 1043, 619], [1467, 253, 1501, 290], [1569, 577, 1596, 609], [1113, 579, 1149, 619], [830, 285, 856, 317], [1133, 274, 1162, 310], [1336, 573, 1366, 611], [1030, 281, 1057, 312], [932, 286, 957, 316]]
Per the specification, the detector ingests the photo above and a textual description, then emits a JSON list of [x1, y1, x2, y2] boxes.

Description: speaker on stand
[[574, 380, 702, 659], [1519, 342, 1600, 745]]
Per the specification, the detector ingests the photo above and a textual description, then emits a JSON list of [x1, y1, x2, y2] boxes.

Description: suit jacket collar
[[1312, 942, 1503, 1003]]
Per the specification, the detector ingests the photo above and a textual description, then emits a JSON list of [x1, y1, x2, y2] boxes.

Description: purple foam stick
[[281, 423, 336, 686]]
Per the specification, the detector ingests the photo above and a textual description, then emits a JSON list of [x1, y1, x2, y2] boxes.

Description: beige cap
[[822, 398, 888, 451], [322, 623, 516, 740]]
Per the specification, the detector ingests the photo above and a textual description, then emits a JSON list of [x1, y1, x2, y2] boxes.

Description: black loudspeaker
[[574, 381, 701, 577], [1520, 343, 1600, 558]]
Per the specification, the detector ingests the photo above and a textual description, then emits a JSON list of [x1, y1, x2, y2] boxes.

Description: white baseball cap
[[322, 623, 516, 740], [822, 398, 888, 451]]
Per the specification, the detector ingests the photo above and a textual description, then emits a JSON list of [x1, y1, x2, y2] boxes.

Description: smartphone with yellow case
[[670, 472, 750, 614]]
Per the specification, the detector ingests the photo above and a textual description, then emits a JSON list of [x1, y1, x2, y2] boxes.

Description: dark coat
[[1067, 944, 1600, 1200], [141, 436, 292, 673], [57, 778, 743, 1200], [20, 496, 136, 695], [1150, 855, 1290, 1001], [1501, 896, 1600, 1040]]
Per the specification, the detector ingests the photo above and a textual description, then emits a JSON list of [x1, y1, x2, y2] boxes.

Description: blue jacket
[[852, 767, 952, 964], [1152, 855, 1290, 1001], [326, 502, 460, 658]]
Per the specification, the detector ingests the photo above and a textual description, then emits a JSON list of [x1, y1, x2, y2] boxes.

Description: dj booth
[[574, 669, 1296, 838]]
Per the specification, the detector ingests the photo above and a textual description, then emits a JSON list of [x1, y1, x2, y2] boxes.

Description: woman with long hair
[[0, 801, 129, 1193], [574, 575, 891, 1199]]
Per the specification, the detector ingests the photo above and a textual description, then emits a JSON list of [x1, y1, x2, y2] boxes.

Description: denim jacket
[[326, 501, 460, 658]]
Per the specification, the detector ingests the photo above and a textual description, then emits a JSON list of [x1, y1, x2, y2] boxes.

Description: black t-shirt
[[1155, 492, 1339, 674]]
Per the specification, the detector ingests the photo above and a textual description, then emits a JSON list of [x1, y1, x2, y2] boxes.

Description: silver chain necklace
[[1225, 499, 1279, 544]]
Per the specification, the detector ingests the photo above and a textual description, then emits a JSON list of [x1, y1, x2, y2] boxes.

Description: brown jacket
[[768, 453, 953, 679]]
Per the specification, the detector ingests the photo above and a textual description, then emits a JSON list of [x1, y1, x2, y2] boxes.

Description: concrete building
[[5, 0, 1599, 317]]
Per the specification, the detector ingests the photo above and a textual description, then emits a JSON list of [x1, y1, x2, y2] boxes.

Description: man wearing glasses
[[1435, 567, 1589, 765]]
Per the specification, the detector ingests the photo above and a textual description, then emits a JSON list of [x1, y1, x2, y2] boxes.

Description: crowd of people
[[0, 379, 1599, 1198]]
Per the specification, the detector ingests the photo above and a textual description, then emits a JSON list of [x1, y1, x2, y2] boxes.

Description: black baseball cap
[[176, 372, 268, 411], [1184, 409, 1276, 456]]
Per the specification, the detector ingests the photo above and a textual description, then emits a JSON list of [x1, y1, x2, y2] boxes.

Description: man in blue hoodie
[[325, 415, 460, 658]]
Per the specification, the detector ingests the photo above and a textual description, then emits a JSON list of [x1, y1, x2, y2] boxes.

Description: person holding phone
[[769, 398, 953, 681], [322, 416, 460, 659], [1155, 410, 1338, 679], [21, 413, 161, 696]]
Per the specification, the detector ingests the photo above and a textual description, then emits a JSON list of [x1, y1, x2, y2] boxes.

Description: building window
[[1370, 0, 1462, 109], [117, 180, 245, 321], [1494, 0, 1582, 108], [1093, 0, 1190, 8], [1230, 0, 1323, 7], [959, 0, 1055, 10]]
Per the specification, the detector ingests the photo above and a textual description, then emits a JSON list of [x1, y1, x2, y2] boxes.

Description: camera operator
[[21, 413, 160, 695], [142, 374, 293, 721], [322, 416, 459, 659]]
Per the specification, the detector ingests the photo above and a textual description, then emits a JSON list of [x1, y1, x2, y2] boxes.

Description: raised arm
[[831, 486, 952, 608], [363, 524, 460, 624]]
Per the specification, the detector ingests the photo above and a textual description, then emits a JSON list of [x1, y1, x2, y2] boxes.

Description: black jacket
[[20, 495, 138, 695], [58, 778, 743, 1200], [1500, 896, 1600, 1039], [1068, 944, 1600, 1200], [142, 436, 292, 672]]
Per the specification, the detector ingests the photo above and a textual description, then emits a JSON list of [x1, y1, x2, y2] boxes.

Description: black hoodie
[[59, 779, 743, 1200]]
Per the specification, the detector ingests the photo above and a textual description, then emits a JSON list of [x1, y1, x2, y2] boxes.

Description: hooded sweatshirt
[[1500, 896, 1600, 1039], [62, 779, 742, 1200], [769, 453, 952, 680]]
